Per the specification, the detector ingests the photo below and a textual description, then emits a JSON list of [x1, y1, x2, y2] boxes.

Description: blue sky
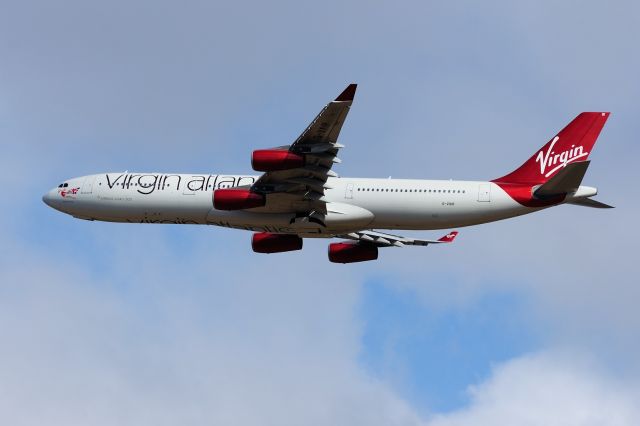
[[1, 1, 640, 424], [360, 281, 539, 413]]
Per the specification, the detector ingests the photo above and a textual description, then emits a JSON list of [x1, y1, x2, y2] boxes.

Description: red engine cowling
[[213, 188, 265, 210], [252, 232, 303, 254], [251, 149, 305, 172], [328, 242, 378, 264]]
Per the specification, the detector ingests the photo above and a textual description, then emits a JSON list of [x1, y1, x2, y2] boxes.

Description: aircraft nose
[[42, 190, 55, 207]]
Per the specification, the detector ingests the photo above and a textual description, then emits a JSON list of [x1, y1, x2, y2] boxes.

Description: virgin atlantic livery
[[43, 84, 613, 263]]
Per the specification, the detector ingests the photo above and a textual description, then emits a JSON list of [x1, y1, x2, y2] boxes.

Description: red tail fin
[[493, 112, 610, 185], [438, 231, 458, 243]]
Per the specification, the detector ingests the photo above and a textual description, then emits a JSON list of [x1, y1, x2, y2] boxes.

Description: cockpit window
[[58, 184, 63, 188], [63, 183, 68, 187]]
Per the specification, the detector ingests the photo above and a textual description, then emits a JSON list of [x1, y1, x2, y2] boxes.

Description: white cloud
[[428, 351, 640, 426], [0, 237, 425, 426]]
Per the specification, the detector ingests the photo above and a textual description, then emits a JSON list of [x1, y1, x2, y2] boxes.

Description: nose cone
[[42, 190, 54, 207], [42, 189, 63, 211]]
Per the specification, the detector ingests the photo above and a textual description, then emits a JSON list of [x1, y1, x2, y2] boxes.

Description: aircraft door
[[183, 180, 195, 195], [81, 176, 95, 194], [477, 183, 491, 202], [345, 183, 354, 199]]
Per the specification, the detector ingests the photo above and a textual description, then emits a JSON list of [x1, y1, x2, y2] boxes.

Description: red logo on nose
[[60, 187, 79, 198]]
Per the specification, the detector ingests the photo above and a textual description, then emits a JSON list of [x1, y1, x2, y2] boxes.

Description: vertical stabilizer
[[493, 112, 610, 185]]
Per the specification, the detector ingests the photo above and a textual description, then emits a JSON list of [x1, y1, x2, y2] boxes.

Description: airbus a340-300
[[43, 84, 612, 263]]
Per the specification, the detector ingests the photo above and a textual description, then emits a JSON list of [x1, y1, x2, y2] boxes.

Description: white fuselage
[[42, 172, 578, 236]]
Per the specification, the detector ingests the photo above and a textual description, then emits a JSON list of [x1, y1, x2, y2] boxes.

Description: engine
[[251, 149, 305, 172], [213, 188, 265, 210], [328, 242, 378, 263], [252, 232, 303, 253]]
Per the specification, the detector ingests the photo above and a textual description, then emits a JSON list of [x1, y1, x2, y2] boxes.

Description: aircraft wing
[[336, 230, 459, 247], [250, 84, 357, 215]]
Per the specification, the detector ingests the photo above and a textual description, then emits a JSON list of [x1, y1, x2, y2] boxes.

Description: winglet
[[438, 231, 458, 243], [335, 84, 357, 102]]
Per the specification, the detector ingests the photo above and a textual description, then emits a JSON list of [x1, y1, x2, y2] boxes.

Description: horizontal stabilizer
[[534, 161, 590, 198], [566, 198, 614, 209]]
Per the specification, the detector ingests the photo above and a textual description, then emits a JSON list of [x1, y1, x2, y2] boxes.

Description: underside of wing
[[336, 230, 459, 247], [249, 84, 357, 216], [326, 230, 459, 263]]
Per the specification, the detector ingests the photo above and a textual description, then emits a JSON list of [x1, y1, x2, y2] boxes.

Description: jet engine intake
[[328, 242, 378, 263], [213, 188, 265, 210], [252, 232, 303, 253], [252, 149, 305, 172]]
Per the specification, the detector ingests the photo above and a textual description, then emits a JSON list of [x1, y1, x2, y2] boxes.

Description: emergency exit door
[[477, 183, 491, 202], [345, 183, 354, 199]]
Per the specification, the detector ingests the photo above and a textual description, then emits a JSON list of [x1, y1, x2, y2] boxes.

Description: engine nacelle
[[252, 149, 305, 172], [328, 242, 378, 264], [252, 232, 303, 254], [213, 188, 265, 210]]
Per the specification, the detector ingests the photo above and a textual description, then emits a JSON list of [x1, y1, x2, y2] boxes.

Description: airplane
[[43, 84, 612, 263]]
